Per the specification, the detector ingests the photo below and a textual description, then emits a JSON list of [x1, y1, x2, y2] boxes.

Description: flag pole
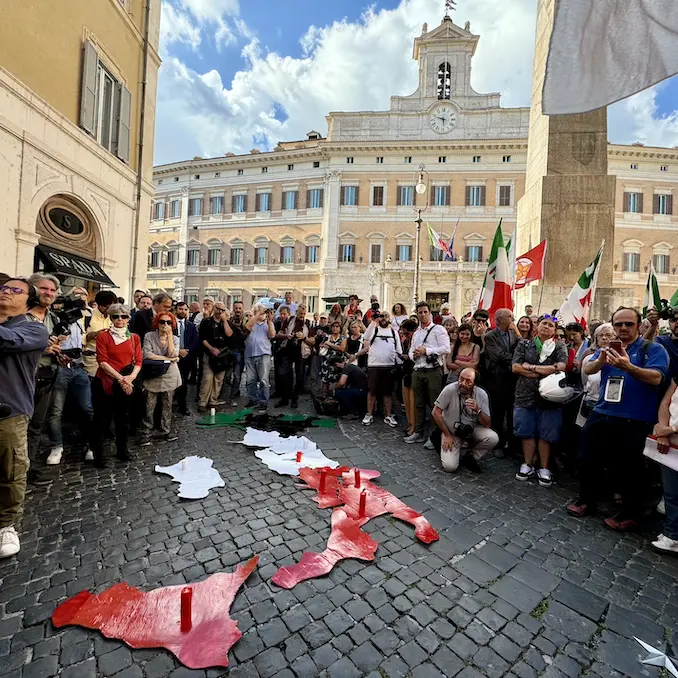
[[536, 282, 546, 316], [587, 239, 605, 325]]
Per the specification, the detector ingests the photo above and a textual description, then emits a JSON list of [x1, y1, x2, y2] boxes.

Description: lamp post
[[412, 164, 429, 308]]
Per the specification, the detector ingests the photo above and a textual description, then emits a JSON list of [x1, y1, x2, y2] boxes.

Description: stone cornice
[[608, 144, 678, 160]]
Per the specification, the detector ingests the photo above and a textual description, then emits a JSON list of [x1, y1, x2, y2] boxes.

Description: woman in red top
[[91, 304, 142, 467]]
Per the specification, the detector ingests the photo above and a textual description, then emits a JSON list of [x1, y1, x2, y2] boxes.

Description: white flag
[[543, 0, 678, 115]]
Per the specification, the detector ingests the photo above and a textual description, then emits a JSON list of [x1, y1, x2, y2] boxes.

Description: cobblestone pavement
[[2, 398, 678, 678]]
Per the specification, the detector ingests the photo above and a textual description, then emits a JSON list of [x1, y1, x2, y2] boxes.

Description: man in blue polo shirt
[[568, 307, 669, 531]]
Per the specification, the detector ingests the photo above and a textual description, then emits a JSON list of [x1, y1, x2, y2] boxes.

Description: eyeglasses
[[613, 321, 636, 328], [0, 285, 28, 295], [110, 314, 129, 320], [158, 319, 173, 325], [542, 314, 558, 323]]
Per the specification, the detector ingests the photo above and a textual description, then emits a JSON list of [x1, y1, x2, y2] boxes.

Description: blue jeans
[[335, 388, 367, 415], [46, 365, 93, 447], [246, 355, 272, 406], [661, 466, 678, 540]]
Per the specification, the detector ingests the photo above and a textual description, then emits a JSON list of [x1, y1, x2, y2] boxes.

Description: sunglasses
[[542, 314, 559, 323], [110, 314, 129, 320], [613, 321, 636, 328], [0, 285, 27, 295], [158, 319, 173, 325]]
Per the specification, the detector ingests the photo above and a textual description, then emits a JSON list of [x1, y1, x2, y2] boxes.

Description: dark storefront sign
[[35, 244, 116, 286]]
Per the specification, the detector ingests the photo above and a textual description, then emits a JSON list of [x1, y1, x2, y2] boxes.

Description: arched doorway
[[33, 194, 115, 292]]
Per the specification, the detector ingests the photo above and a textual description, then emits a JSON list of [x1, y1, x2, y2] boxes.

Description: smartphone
[[609, 339, 622, 354]]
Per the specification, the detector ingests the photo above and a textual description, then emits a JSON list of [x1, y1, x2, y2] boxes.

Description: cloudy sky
[[154, 0, 678, 166]]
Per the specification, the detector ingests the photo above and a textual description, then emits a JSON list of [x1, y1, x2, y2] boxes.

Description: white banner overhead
[[542, 0, 678, 115]]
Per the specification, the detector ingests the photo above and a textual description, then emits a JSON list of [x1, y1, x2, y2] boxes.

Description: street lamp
[[412, 164, 429, 307]]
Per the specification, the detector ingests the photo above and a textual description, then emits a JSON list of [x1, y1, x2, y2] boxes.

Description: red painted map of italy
[[52, 556, 258, 669]]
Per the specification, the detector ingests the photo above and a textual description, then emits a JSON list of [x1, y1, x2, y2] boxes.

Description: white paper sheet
[[155, 456, 226, 499], [643, 437, 678, 473]]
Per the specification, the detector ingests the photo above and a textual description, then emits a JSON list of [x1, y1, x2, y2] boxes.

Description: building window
[[233, 194, 247, 213], [341, 244, 355, 263], [174, 177, 179, 182], [283, 190, 298, 210], [208, 249, 220, 266], [306, 245, 319, 263], [370, 244, 382, 264], [654, 253, 670, 274], [188, 294, 199, 304], [215, 172, 220, 177], [376, 157, 384, 164], [430, 246, 445, 262], [256, 246, 268, 265], [346, 157, 354, 164], [397, 245, 412, 262], [288, 164, 294, 171], [473, 156, 481, 163], [661, 165, 669, 172], [261, 167, 268, 174], [210, 196, 224, 215], [230, 248, 243, 265], [654, 194, 673, 215], [153, 202, 165, 220], [313, 161, 320, 168], [187, 249, 199, 266], [465, 245, 483, 262], [150, 251, 160, 268], [194, 174, 200, 180], [167, 250, 178, 267], [437, 62, 451, 100], [372, 186, 384, 206], [308, 189, 323, 209], [170, 200, 180, 218], [630, 163, 638, 170], [624, 191, 642, 213], [341, 186, 358, 206], [622, 252, 640, 272], [498, 185, 512, 207], [304, 245, 319, 264], [188, 198, 202, 216], [281, 246, 294, 264], [438, 156, 447, 163], [257, 193, 271, 212], [158, 179, 163, 185], [398, 186, 414, 206], [307, 296, 317, 313], [466, 185, 486, 207], [404, 156, 412, 164], [433, 186, 448, 207], [503, 155, 512, 163]]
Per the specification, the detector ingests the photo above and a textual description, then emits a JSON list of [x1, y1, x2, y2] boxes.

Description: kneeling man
[[431, 367, 498, 472]]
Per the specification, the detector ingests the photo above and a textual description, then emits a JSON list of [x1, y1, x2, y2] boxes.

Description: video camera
[[52, 294, 87, 337], [656, 299, 678, 321]]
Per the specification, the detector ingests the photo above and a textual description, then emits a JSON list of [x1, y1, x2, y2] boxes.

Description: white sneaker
[[84, 449, 94, 462], [0, 526, 20, 558], [423, 438, 434, 450], [516, 464, 535, 481], [384, 415, 398, 428], [537, 468, 553, 487], [404, 433, 426, 444], [652, 534, 678, 554], [657, 497, 666, 515], [46, 446, 63, 465], [362, 414, 374, 426]]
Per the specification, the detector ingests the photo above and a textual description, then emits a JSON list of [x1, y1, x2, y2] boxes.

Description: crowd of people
[[1, 276, 677, 560]]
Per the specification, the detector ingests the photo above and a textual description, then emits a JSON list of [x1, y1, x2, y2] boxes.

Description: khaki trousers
[[0, 415, 29, 528], [199, 355, 226, 407]]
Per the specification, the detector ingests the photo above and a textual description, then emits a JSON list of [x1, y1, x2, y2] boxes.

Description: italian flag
[[477, 220, 514, 325], [643, 262, 662, 317], [558, 242, 605, 330], [427, 222, 452, 259]]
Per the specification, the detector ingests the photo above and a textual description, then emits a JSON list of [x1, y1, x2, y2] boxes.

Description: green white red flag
[[557, 241, 605, 330], [642, 262, 662, 317], [427, 222, 452, 259], [477, 220, 514, 325]]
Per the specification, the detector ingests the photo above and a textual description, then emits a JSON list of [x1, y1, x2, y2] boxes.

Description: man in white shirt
[[361, 311, 402, 427], [405, 301, 451, 443]]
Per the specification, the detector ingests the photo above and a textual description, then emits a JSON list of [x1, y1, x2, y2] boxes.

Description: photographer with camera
[[44, 291, 94, 466], [404, 301, 451, 444], [361, 311, 402, 428], [0, 277, 50, 557], [645, 305, 678, 381], [198, 302, 233, 412], [431, 368, 498, 473], [245, 304, 276, 410]]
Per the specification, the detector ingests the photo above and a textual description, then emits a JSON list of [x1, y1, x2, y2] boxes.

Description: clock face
[[429, 105, 457, 133]]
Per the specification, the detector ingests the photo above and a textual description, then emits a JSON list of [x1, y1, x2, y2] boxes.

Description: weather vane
[[445, 0, 457, 16]]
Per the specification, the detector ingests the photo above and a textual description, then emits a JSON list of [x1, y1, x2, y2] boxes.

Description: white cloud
[[154, 0, 678, 165], [160, 0, 241, 52], [160, 2, 201, 53]]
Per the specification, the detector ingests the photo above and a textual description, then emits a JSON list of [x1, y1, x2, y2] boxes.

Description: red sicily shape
[[272, 467, 439, 588], [52, 556, 258, 669]]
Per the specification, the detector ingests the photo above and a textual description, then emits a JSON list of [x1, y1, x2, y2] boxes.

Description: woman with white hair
[[90, 304, 142, 467], [576, 323, 615, 428]]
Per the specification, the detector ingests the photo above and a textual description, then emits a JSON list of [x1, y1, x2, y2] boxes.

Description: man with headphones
[[0, 277, 50, 558]]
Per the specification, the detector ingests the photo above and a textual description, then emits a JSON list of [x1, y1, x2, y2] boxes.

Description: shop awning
[[35, 244, 116, 286]]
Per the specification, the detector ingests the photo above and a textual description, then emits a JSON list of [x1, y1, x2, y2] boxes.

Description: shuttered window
[[433, 186, 449, 206], [370, 244, 382, 263], [283, 191, 298, 210], [341, 186, 359, 206], [654, 254, 670, 274], [307, 189, 323, 209], [499, 185, 512, 207], [624, 192, 643, 213], [372, 186, 384, 206], [654, 194, 674, 215], [466, 186, 486, 207], [256, 193, 271, 212], [622, 252, 640, 272], [465, 246, 483, 262]]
